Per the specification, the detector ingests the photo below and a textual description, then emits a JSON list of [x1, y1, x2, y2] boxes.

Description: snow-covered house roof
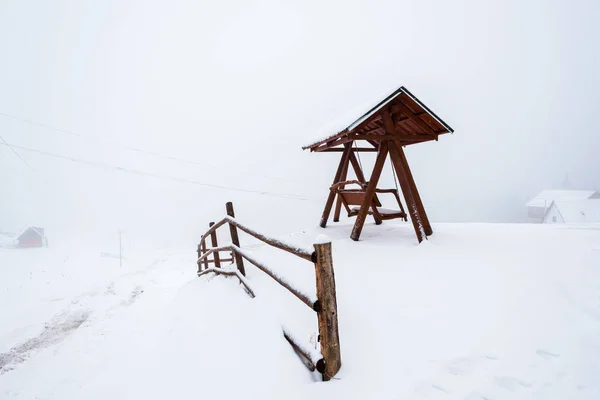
[[302, 86, 453, 152], [526, 190, 599, 208], [545, 199, 600, 223], [17, 226, 45, 241]]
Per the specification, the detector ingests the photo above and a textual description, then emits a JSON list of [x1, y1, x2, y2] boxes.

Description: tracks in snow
[[0, 310, 90, 374]]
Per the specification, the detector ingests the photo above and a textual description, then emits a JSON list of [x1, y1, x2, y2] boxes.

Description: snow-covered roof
[[303, 86, 453, 150], [526, 190, 599, 208], [17, 226, 45, 240], [549, 199, 600, 223]]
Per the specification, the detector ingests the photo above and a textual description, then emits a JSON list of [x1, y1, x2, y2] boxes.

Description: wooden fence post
[[226, 202, 246, 276], [200, 238, 209, 270], [197, 242, 202, 273], [209, 222, 221, 268], [313, 238, 341, 381]]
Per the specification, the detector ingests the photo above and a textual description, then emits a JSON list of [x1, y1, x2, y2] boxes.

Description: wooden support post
[[200, 238, 209, 270], [350, 142, 388, 241], [349, 152, 366, 183], [320, 143, 352, 228], [396, 145, 432, 236], [333, 151, 350, 223], [380, 107, 426, 243], [350, 152, 382, 225], [313, 239, 341, 381], [209, 222, 221, 267], [226, 202, 246, 276], [388, 141, 426, 243], [196, 242, 202, 273]]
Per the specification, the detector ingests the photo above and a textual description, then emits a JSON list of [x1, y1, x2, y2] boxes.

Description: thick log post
[[350, 142, 388, 241], [314, 239, 341, 381], [209, 222, 221, 268], [226, 202, 246, 276], [320, 143, 352, 228], [396, 145, 432, 236]]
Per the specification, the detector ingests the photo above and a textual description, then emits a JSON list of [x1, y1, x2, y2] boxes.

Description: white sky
[[1, 0, 599, 246]]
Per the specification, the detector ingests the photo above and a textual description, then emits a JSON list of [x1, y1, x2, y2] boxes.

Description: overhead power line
[[0, 111, 302, 184], [0, 134, 28, 166], [0, 142, 316, 202]]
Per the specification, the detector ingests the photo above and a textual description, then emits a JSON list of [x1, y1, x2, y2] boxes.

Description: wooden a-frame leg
[[333, 152, 350, 222], [320, 143, 352, 228], [396, 145, 432, 236], [349, 152, 382, 225], [388, 141, 425, 243], [350, 142, 389, 241]]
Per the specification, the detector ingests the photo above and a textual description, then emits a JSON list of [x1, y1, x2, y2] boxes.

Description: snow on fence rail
[[195, 202, 341, 381]]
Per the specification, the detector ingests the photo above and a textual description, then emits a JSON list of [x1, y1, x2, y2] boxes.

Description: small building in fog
[[16, 227, 47, 248], [543, 199, 600, 224], [526, 190, 600, 222]]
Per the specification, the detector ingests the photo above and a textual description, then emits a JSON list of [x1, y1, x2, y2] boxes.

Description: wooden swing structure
[[302, 86, 453, 243]]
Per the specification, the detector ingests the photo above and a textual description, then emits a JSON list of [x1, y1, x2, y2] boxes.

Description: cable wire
[[0, 142, 317, 201]]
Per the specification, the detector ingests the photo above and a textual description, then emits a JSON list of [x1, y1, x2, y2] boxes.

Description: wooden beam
[[320, 143, 352, 228], [314, 135, 353, 152], [350, 142, 388, 241], [352, 134, 428, 142], [388, 142, 425, 243], [366, 140, 379, 149], [333, 150, 350, 222], [391, 144, 432, 236], [320, 147, 378, 152], [348, 152, 381, 225], [380, 107, 425, 243]]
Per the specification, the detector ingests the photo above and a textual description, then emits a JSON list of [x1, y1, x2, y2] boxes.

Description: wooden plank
[[320, 143, 352, 228], [226, 202, 246, 276], [209, 222, 221, 267], [350, 141, 388, 241], [313, 240, 341, 381], [393, 101, 438, 136]]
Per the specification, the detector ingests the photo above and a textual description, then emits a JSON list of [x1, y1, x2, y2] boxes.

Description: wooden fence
[[196, 202, 341, 381]]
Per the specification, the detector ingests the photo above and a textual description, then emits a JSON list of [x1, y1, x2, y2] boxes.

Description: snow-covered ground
[[1, 222, 600, 399]]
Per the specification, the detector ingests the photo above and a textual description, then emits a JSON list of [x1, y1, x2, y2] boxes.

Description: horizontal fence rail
[[195, 202, 341, 381]]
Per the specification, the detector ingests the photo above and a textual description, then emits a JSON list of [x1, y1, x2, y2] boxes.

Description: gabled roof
[[303, 86, 453, 152], [526, 190, 599, 208], [17, 226, 45, 240], [548, 199, 600, 223]]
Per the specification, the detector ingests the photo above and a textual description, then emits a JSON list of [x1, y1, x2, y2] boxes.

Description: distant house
[[16, 227, 47, 248], [543, 199, 600, 224], [526, 190, 600, 222]]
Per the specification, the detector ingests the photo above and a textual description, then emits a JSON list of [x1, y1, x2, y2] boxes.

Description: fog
[[1, 0, 599, 248]]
